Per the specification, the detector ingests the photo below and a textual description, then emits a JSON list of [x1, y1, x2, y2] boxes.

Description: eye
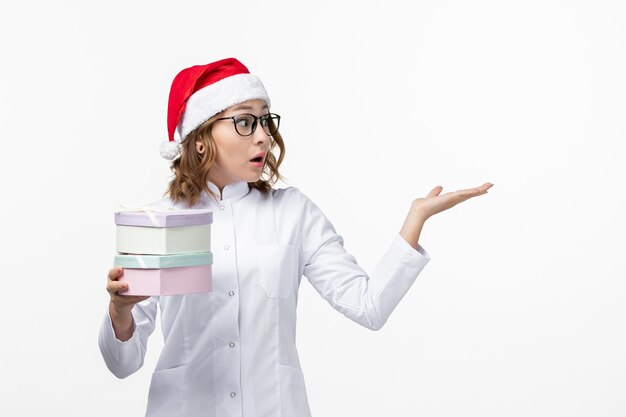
[[260, 114, 273, 127], [235, 116, 251, 127]]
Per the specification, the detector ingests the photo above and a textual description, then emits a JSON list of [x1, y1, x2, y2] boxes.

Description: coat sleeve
[[298, 190, 431, 331], [98, 296, 159, 378]]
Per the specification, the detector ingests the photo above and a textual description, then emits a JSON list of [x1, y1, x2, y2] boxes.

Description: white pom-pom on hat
[[160, 140, 182, 160]]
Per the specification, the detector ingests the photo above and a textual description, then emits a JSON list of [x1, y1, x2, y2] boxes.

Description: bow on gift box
[[117, 204, 178, 228]]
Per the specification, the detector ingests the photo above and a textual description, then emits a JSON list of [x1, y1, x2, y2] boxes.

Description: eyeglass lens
[[233, 114, 280, 136]]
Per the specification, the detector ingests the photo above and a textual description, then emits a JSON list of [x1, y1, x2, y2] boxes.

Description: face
[[200, 99, 271, 189]]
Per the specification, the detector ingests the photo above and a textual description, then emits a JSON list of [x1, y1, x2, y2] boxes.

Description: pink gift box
[[118, 265, 212, 296]]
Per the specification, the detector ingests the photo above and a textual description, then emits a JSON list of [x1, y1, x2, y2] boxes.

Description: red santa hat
[[160, 57, 272, 160]]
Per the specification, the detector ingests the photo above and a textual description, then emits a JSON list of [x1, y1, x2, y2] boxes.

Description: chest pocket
[[254, 192, 296, 299], [256, 243, 295, 298]]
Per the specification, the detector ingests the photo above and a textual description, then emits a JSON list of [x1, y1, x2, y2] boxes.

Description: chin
[[242, 174, 262, 183]]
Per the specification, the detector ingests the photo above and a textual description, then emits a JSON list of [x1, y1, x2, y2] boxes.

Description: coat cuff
[[393, 232, 431, 267], [100, 309, 140, 358]]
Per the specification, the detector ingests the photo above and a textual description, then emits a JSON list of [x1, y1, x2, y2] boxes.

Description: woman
[[99, 57, 493, 417]]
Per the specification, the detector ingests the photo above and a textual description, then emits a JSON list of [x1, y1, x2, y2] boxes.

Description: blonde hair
[[163, 112, 286, 208]]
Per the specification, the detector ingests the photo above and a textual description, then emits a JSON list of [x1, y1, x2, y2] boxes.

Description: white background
[[1, 0, 625, 416]]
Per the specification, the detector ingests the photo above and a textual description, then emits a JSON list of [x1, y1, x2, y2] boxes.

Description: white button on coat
[[99, 181, 431, 417]]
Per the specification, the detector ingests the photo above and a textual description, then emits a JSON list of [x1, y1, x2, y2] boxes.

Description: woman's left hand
[[411, 182, 494, 221], [399, 182, 493, 250]]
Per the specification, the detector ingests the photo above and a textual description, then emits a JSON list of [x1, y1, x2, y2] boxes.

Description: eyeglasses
[[214, 113, 281, 137]]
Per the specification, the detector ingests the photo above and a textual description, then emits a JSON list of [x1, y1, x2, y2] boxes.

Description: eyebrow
[[231, 104, 268, 111]]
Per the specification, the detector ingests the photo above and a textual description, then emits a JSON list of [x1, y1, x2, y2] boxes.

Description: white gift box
[[115, 209, 212, 255]]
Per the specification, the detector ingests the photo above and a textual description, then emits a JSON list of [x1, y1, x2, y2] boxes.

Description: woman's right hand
[[106, 267, 149, 341], [106, 267, 150, 313]]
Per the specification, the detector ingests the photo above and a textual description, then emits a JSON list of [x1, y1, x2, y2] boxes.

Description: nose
[[252, 121, 270, 146]]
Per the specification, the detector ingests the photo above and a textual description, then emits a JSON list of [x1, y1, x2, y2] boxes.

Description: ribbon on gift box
[[117, 204, 178, 227], [134, 255, 148, 268]]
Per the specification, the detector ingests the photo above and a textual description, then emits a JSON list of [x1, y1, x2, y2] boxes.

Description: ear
[[195, 139, 205, 154]]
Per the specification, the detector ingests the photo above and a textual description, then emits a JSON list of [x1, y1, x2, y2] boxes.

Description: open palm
[[412, 182, 494, 220]]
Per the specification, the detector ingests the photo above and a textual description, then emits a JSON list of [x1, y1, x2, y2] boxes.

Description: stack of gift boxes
[[113, 209, 214, 296]]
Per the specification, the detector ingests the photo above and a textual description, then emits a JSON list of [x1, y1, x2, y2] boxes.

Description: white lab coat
[[99, 181, 431, 417]]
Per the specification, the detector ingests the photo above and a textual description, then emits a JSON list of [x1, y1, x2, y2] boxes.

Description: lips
[[250, 152, 266, 162]]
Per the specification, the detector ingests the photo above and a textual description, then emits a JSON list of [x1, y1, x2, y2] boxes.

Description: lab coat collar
[[206, 180, 250, 202]]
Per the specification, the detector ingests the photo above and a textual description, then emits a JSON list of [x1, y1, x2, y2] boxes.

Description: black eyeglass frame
[[213, 113, 281, 137]]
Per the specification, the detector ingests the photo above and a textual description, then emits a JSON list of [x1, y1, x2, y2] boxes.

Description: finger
[[471, 182, 494, 196], [108, 267, 124, 281], [107, 279, 125, 291], [107, 280, 128, 295], [120, 295, 149, 302], [438, 190, 477, 207], [427, 185, 443, 198], [478, 182, 494, 192], [453, 184, 493, 203], [456, 185, 491, 198]]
